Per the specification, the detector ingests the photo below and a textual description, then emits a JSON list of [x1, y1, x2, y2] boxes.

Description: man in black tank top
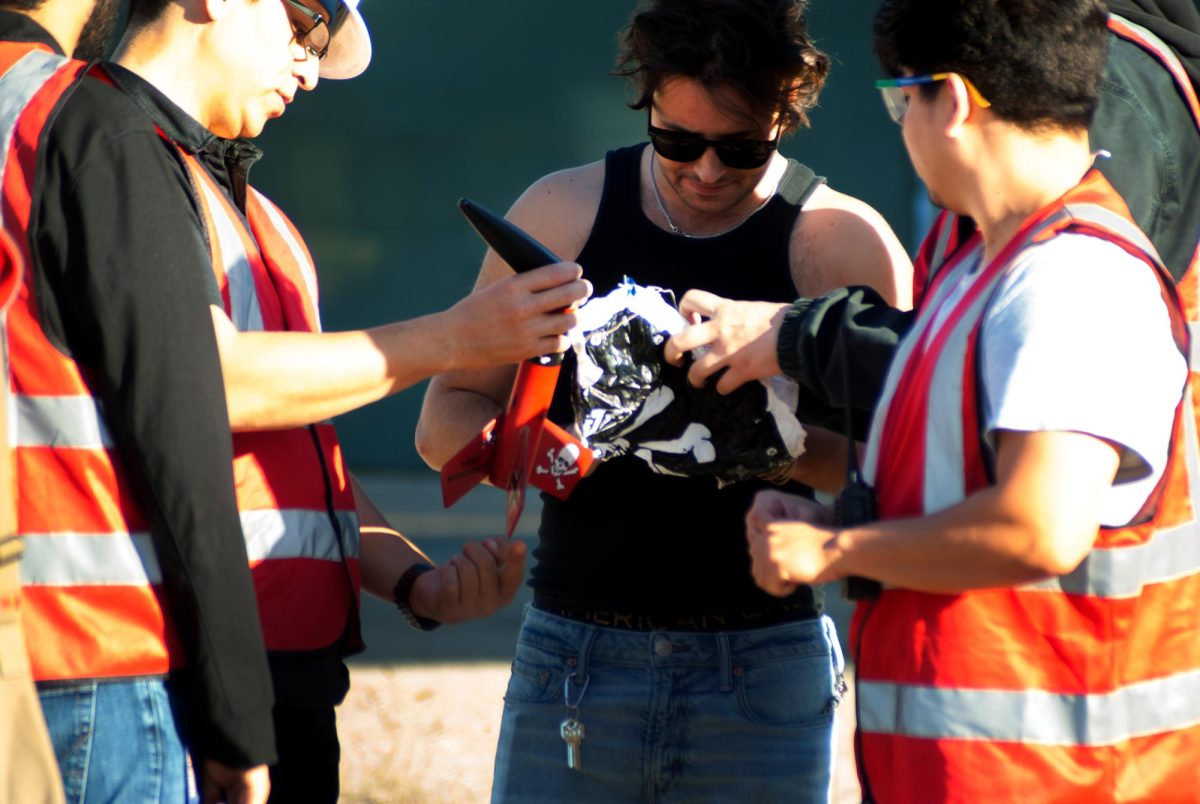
[[417, 1, 910, 800]]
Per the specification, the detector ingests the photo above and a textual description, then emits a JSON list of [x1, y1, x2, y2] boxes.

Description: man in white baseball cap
[[305, 0, 371, 78], [18, 1, 587, 801]]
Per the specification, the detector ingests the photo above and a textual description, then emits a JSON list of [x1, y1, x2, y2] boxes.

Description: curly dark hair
[[873, 0, 1109, 131], [614, 0, 830, 133]]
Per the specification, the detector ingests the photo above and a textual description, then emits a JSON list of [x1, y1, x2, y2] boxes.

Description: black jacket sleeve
[[32, 80, 275, 767], [776, 286, 914, 439]]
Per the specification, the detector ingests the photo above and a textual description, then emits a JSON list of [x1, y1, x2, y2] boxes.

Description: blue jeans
[[492, 606, 845, 802], [37, 677, 193, 804]]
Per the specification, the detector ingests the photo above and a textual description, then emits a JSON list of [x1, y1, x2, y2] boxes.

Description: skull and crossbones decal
[[536, 444, 582, 491]]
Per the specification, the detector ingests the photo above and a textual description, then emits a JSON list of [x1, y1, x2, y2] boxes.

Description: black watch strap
[[393, 563, 441, 631]]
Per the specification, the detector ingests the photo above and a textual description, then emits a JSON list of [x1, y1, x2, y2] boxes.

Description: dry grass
[[338, 664, 508, 803]]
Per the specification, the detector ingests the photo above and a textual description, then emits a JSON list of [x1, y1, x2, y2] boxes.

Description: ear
[[943, 73, 975, 138], [200, 0, 226, 23]]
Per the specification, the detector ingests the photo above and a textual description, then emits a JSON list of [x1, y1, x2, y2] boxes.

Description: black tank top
[[531, 144, 826, 625]]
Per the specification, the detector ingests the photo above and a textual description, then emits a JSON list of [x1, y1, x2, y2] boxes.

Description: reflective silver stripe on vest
[[241, 508, 360, 563], [1023, 517, 1200, 598], [21, 509, 360, 586], [0, 50, 67, 226], [919, 208, 1080, 511], [195, 178, 263, 332], [21, 531, 161, 585], [12, 394, 113, 449], [864, 242, 986, 484], [254, 191, 322, 332], [921, 271, 1001, 514], [1023, 387, 1200, 598], [858, 669, 1200, 746], [1062, 202, 1162, 264]]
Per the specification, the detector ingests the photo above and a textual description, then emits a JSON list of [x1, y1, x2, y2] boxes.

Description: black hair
[[127, 0, 173, 26], [0, 1, 46, 10], [614, 0, 830, 132], [873, 0, 1109, 131]]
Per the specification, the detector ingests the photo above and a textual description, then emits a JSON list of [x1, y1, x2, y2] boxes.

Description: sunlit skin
[[649, 75, 785, 235], [898, 71, 1092, 262], [21, 0, 94, 54], [202, 0, 322, 139], [896, 82, 956, 211]]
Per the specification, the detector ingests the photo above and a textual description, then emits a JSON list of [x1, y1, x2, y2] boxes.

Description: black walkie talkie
[[834, 357, 881, 600]]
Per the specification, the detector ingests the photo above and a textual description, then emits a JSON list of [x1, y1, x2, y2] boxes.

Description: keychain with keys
[[560, 718, 585, 770], [560, 671, 590, 771]]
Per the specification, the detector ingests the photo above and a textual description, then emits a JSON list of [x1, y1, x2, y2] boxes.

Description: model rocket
[[439, 199, 594, 537]]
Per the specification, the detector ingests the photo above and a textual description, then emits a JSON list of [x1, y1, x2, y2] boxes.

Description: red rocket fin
[[529, 421, 594, 501], [440, 415, 502, 508]]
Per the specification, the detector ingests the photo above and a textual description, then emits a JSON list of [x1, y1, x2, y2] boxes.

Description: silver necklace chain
[[648, 156, 775, 239]]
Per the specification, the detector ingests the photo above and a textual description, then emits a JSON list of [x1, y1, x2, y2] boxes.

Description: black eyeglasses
[[282, 0, 342, 60], [646, 121, 779, 170]]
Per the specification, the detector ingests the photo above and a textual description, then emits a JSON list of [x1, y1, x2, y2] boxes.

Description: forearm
[[214, 307, 457, 431], [830, 488, 1072, 593], [415, 371, 511, 471], [777, 287, 913, 430], [825, 431, 1115, 593], [352, 477, 432, 601], [352, 478, 526, 625], [215, 253, 586, 433], [789, 425, 851, 493]]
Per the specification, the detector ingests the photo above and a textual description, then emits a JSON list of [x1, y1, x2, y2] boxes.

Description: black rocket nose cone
[[458, 197, 562, 273]]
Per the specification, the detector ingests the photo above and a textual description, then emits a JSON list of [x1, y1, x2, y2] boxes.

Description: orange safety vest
[[2, 45, 182, 681], [856, 170, 1200, 802], [170, 145, 361, 653]]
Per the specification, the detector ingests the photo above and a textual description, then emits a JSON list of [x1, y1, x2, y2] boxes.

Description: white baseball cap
[[317, 0, 372, 80]]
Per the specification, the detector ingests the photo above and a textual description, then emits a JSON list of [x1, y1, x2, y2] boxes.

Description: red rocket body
[[439, 199, 593, 536]]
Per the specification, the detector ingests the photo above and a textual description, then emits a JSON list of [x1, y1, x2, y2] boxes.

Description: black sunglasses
[[646, 122, 779, 170], [282, 0, 347, 60]]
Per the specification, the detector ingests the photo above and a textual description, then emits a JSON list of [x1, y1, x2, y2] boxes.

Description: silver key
[[560, 718, 585, 770]]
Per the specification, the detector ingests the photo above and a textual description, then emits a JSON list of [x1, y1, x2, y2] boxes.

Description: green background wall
[[250, 1, 918, 471]]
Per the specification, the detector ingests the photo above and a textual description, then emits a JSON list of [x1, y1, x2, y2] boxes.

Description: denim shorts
[[37, 677, 193, 804], [492, 606, 845, 803]]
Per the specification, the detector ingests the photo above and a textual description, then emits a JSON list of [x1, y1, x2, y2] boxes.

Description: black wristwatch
[[393, 563, 441, 631]]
